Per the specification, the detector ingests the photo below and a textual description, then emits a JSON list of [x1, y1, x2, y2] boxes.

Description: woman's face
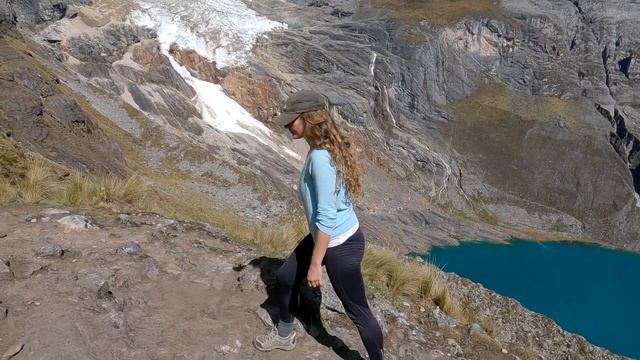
[[285, 116, 305, 139]]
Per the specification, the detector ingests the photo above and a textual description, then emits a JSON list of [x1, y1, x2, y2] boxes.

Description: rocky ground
[[0, 204, 625, 359]]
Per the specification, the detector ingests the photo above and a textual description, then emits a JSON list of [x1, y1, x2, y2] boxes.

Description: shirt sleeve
[[309, 150, 337, 234]]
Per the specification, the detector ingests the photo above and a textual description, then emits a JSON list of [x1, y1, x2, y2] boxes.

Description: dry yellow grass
[[17, 159, 58, 204], [0, 155, 148, 210], [366, 0, 504, 26], [0, 182, 15, 203], [60, 172, 148, 206], [450, 82, 583, 130], [362, 246, 464, 319]]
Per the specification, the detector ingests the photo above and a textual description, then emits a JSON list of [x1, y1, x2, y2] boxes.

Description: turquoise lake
[[424, 239, 640, 359]]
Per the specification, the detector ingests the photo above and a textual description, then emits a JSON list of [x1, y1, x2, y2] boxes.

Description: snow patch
[[131, 0, 286, 68], [131, 0, 299, 160]]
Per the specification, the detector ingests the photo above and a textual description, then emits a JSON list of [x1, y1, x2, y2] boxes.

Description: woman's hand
[[307, 264, 323, 288]]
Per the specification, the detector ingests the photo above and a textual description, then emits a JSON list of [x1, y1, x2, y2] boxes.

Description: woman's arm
[[307, 229, 330, 288], [307, 150, 338, 288]]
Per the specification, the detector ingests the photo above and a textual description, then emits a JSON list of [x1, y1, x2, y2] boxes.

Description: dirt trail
[[0, 205, 373, 360], [2, 205, 547, 360]]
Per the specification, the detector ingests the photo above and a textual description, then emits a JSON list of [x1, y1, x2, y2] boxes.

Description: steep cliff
[[239, 0, 640, 251]]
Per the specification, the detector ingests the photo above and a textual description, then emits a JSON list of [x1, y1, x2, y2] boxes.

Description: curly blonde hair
[[301, 110, 362, 200]]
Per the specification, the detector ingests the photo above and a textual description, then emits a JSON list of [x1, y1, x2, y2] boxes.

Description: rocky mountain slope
[[241, 0, 640, 251], [2, 0, 639, 253], [0, 0, 638, 358], [0, 204, 624, 359]]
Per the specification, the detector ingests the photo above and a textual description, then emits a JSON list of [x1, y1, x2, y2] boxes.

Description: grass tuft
[[362, 246, 464, 319], [17, 159, 56, 204], [0, 182, 16, 203], [1, 155, 148, 209], [59, 172, 148, 207], [365, 0, 504, 26]]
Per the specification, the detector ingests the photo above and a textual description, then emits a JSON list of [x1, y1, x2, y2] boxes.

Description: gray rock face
[[66, 23, 156, 64], [0, 37, 127, 176], [43, 95, 91, 131], [5, 0, 91, 24], [35, 239, 63, 258], [0, 5, 19, 38], [241, 0, 640, 249]]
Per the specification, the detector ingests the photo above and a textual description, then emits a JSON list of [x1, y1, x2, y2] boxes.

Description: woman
[[253, 90, 384, 360]]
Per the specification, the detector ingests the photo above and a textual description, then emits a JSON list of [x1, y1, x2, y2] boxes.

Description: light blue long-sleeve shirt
[[299, 148, 359, 242]]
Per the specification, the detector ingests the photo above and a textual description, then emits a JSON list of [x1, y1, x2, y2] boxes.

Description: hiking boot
[[253, 328, 297, 351], [254, 307, 306, 338]]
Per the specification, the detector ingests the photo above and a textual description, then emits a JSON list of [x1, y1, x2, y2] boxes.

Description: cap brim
[[273, 112, 300, 126]]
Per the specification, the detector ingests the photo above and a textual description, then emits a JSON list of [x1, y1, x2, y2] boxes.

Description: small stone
[[419, 306, 426, 312], [502, 349, 508, 354], [117, 214, 138, 227], [0, 305, 8, 320], [468, 323, 485, 335], [431, 307, 459, 328], [57, 215, 95, 230], [446, 338, 463, 356], [35, 240, 63, 258], [25, 214, 38, 222], [165, 263, 182, 275], [40, 27, 62, 43], [217, 345, 232, 354], [144, 257, 160, 278], [41, 217, 50, 222], [117, 242, 142, 256], [97, 281, 114, 300], [109, 311, 126, 329], [402, 301, 410, 307], [1, 343, 24, 360], [66, 5, 79, 18]]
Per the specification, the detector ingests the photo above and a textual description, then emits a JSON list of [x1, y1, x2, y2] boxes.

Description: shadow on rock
[[239, 256, 364, 360]]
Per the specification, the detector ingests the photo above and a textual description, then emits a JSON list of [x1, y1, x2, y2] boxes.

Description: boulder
[[57, 215, 96, 230], [116, 242, 142, 256], [35, 239, 63, 258]]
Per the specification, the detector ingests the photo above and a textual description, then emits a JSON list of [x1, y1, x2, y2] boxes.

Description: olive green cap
[[273, 90, 329, 126]]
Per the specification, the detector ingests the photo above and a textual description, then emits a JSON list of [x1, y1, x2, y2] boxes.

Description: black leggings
[[276, 228, 384, 360]]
